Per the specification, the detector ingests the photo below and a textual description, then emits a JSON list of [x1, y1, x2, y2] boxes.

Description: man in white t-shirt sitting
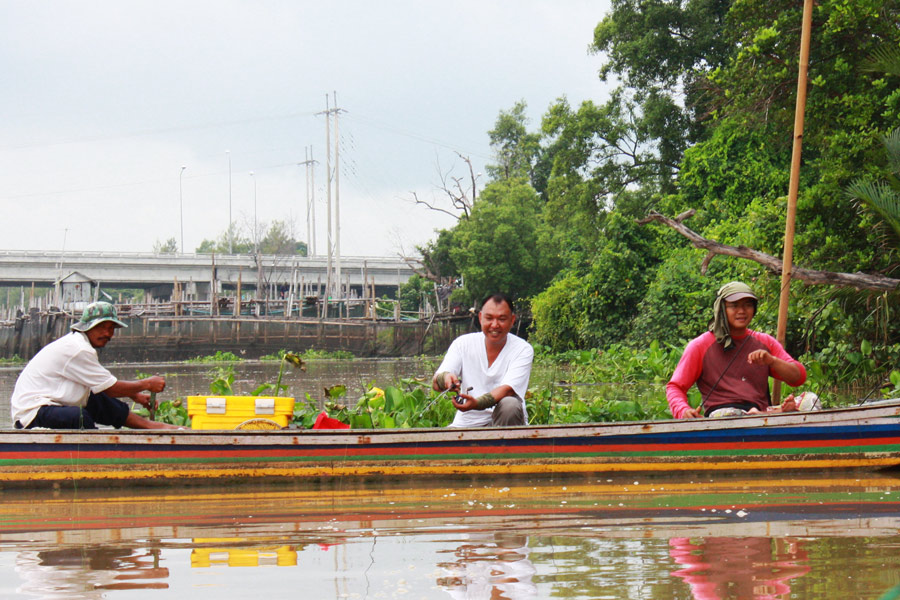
[[432, 293, 534, 427], [11, 301, 181, 430]]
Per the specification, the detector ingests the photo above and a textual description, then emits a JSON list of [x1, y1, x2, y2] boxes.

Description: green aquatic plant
[[883, 370, 900, 399], [186, 351, 243, 364], [208, 365, 236, 395], [291, 393, 322, 428], [260, 348, 355, 361], [133, 398, 191, 427], [349, 380, 455, 429], [253, 351, 307, 396]]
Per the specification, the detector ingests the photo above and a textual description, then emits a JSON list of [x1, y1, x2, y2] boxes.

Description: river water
[[1, 474, 899, 599]]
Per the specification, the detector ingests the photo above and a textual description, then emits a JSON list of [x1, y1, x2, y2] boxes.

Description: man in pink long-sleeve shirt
[[667, 281, 807, 419]]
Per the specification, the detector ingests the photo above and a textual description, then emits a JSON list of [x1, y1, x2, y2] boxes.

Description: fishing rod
[[857, 376, 892, 405], [412, 383, 472, 420]]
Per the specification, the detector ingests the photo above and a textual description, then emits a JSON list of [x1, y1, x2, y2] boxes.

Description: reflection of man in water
[[437, 531, 537, 599], [669, 537, 810, 599], [15, 546, 168, 598]]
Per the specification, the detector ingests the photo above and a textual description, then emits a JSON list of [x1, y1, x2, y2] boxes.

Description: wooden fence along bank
[[0, 301, 475, 361]]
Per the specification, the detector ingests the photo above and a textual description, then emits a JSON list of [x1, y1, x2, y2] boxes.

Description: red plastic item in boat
[[313, 411, 350, 430]]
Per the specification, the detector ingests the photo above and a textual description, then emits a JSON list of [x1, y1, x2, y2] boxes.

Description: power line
[[0, 110, 319, 151]]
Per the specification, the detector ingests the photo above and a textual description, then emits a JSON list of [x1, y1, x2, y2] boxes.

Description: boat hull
[[2, 401, 900, 488]]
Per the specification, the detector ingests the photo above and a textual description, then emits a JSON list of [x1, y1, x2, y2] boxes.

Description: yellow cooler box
[[191, 540, 298, 567], [187, 396, 295, 430]]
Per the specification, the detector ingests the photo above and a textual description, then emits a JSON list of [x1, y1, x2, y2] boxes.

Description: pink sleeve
[[666, 335, 710, 419], [754, 332, 807, 386]]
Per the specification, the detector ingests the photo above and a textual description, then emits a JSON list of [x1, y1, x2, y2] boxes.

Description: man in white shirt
[[433, 293, 533, 427], [11, 301, 180, 430]]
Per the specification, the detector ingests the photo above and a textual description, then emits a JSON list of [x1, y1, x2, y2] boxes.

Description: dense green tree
[[450, 179, 560, 303], [592, 0, 732, 161], [531, 211, 658, 348], [417, 228, 458, 283], [529, 0, 900, 354], [415, 0, 900, 364], [398, 274, 437, 313], [259, 220, 308, 256], [486, 101, 542, 183], [646, 0, 900, 349]]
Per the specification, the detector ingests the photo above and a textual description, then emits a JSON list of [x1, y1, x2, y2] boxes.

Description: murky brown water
[[1, 474, 899, 599]]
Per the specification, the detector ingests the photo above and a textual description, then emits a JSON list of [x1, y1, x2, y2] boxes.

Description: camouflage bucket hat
[[70, 301, 127, 332]]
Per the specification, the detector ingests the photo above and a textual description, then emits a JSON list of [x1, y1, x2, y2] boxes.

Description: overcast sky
[[1, 0, 613, 258]]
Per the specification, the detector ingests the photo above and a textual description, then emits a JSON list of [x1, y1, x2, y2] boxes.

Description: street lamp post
[[226, 151, 232, 254], [179, 165, 187, 254], [249, 171, 257, 253]]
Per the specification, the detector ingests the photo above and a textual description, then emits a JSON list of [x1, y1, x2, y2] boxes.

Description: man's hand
[[768, 394, 798, 413], [132, 392, 152, 408], [433, 371, 460, 392], [682, 407, 703, 419], [747, 350, 804, 386], [747, 349, 775, 366], [452, 392, 478, 412], [142, 376, 166, 394], [452, 391, 496, 412]]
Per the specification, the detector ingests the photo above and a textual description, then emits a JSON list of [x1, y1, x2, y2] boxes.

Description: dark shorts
[[18, 392, 130, 430]]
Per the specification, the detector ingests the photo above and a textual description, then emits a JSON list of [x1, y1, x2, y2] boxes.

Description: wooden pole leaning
[[774, 0, 814, 404]]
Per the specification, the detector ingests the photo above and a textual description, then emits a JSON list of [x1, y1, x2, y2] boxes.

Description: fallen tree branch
[[637, 210, 900, 292]]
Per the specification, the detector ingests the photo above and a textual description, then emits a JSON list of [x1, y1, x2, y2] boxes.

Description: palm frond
[[884, 127, 900, 176], [862, 45, 900, 77], [847, 179, 900, 242]]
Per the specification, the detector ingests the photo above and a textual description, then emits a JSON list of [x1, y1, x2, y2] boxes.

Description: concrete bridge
[[0, 250, 419, 301]]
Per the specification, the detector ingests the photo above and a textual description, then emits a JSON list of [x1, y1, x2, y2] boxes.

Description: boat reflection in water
[[1, 473, 900, 598]]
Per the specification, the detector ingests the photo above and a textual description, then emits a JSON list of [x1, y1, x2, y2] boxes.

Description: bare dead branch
[[637, 210, 900, 292], [410, 191, 463, 221], [411, 152, 478, 222]]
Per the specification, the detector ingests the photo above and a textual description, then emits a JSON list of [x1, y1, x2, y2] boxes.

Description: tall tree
[[486, 101, 542, 183], [450, 179, 560, 303]]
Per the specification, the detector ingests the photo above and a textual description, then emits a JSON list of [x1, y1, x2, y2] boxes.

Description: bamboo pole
[[774, 0, 814, 405]]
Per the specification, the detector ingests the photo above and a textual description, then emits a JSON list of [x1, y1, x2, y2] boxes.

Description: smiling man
[[432, 293, 534, 427], [666, 281, 807, 419], [11, 301, 180, 430]]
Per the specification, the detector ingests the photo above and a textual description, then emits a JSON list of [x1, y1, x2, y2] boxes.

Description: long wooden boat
[[1, 399, 899, 488]]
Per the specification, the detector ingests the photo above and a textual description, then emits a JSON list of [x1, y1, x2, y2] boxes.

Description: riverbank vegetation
[[260, 349, 355, 361], [400, 0, 900, 395]]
